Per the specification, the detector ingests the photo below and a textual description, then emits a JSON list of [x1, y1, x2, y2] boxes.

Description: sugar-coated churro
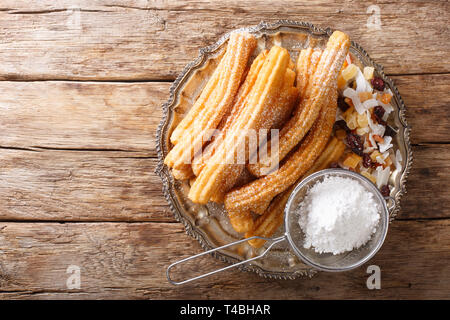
[[245, 191, 289, 248], [164, 32, 257, 170], [248, 31, 349, 177], [228, 210, 254, 234], [224, 81, 341, 215], [188, 45, 296, 204], [245, 134, 346, 248], [171, 165, 194, 180], [191, 50, 268, 177], [305, 136, 346, 175]]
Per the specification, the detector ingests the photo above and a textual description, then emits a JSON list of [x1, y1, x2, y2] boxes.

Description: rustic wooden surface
[[0, 0, 449, 300]]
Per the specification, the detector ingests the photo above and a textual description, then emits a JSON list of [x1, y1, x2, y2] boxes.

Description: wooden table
[[0, 0, 448, 300]]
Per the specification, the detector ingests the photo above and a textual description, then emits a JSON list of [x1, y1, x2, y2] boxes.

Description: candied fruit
[[380, 93, 393, 104], [342, 64, 358, 81], [343, 153, 362, 169], [363, 66, 375, 80]]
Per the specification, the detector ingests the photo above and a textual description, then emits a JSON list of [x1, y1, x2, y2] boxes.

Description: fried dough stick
[[164, 32, 257, 171], [245, 136, 345, 248], [248, 31, 349, 177], [188, 46, 295, 205]]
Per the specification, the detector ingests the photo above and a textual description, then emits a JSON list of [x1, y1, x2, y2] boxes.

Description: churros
[[305, 136, 346, 175], [164, 32, 257, 170], [165, 30, 353, 238], [245, 191, 290, 248], [248, 31, 349, 177], [245, 134, 346, 248], [188, 45, 295, 204], [191, 50, 268, 177]]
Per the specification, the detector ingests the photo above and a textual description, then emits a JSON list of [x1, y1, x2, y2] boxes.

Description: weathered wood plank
[[0, 0, 448, 80], [0, 220, 448, 299], [0, 150, 170, 221], [392, 74, 450, 144], [0, 144, 448, 221], [401, 144, 450, 219], [0, 75, 448, 154], [0, 81, 167, 153]]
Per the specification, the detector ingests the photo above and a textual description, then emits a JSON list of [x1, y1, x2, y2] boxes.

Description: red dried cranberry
[[373, 105, 387, 125], [380, 184, 390, 197], [346, 133, 364, 156], [335, 119, 351, 132], [337, 96, 349, 112], [362, 153, 373, 168], [371, 77, 385, 91]]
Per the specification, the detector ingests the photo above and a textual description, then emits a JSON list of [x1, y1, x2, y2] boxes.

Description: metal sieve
[[167, 168, 393, 285]]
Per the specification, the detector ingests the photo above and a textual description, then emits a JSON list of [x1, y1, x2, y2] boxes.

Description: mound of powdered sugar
[[297, 176, 380, 255]]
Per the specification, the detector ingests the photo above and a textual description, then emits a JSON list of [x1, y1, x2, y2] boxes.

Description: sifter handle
[[166, 235, 286, 285]]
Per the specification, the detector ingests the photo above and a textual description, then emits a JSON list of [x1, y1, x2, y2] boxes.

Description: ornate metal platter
[[156, 20, 413, 279]]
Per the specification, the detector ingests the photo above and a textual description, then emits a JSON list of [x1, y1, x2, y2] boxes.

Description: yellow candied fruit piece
[[358, 91, 373, 102], [335, 129, 347, 140], [356, 127, 369, 136], [363, 66, 375, 80], [384, 156, 393, 168], [357, 113, 369, 128], [341, 63, 358, 82], [337, 74, 347, 90], [346, 113, 358, 130], [370, 150, 382, 162], [343, 153, 362, 169], [361, 171, 377, 184]]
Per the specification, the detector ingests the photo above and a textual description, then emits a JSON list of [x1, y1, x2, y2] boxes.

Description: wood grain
[[0, 144, 448, 221], [0, 81, 168, 153], [0, 0, 448, 80], [0, 220, 448, 299], [0, 149, 169, 222], [0, 75, 448, 154]]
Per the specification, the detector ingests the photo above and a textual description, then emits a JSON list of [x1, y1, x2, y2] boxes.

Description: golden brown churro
[[245, 190, 290, 248], [224, 31, 350, 216], [245, 135, 346, 248], [305, 136, 346, 175], [191, 50, 269, 177], [188, 45, 296, 205], [225, 87, 339, 215], [248, 31, 349, 177], [164, 32, 257, 170]]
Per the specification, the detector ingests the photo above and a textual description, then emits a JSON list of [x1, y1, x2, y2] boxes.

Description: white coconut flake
[[376, 166, 390, 188], [376, 156, 385, 165], [356, 68, 373, 93], [368, 133, 377, 149], [343, 87, 365, 114], [378, 135, 393, 153], [362, 98, 379, 110], [367, 110, 386, 137], [394, 149, 403, 172], [345, 54, 352, 66]]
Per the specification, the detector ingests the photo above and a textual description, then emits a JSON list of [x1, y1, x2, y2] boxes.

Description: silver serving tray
[[156, 20, 413, 280]]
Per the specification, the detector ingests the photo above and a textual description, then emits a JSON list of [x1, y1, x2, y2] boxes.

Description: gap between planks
[[1, 71, 449, 83]]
